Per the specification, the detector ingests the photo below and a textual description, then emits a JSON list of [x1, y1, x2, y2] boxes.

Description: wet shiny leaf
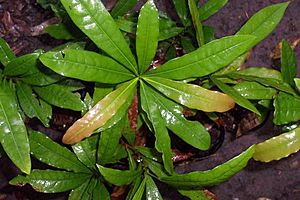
[[62, 79, 137, 144], [16, 82, 52, 127], [160, 145, 255, 188], [253, 127, 300, 162], [144, 77, 235, 112], [224, 67, 296, 95], [0, 37, 15, 66], [10, 170, 91, 193], [146, 175, 163, 200], [34, 84, 85, 111], [29, 130, 90, 173], [69, 178, 92, 200], [97, 165, 141, 186], [40, 50, 134, 84], [136, 0, 159, 74], [145, 35, 256, 80], [273, 92, 300, 125], [281, 39, 297, 87], [233, 81, 277, 100], [211, 77, 260, 115], [72, 135, 98, 169], [60, 0, 138, 74], [140, 81, 174, 174], [4, 53, 40, 76], [148, 86, 211, 150], [0, 81, 30, 174], [199, 0, 228, 21]]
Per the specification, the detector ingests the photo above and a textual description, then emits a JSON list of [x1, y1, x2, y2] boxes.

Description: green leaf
[[145, 35, 256, 80], [4, 53, 40, 76], [29, 130, 90, 173], [224, 67, 296, 95], [172, 0, 190, 26], [10, 170, 91, 193], [60, 0, 138, 74], [136, 0, 159, 74], [72, 135, 98, 169], [116, 17, 136, 33], [0, 38, 15, 66], [188, 0, 204, 46], [111, 0, 137, 18], [146, 86, 211, 150], [45, 23, 75, 40], [211, 77, 260, 115], [144, 77, 235, 112], [146, 176, 163, 200], [69, 178, 93, 200], [199, 0, 228, 21], [160, 145, 255, 188], [0, 81, 31, 174], [34, 83, 85, 111], [273, 92, 300, 125], [281, 39, 297, 87], [237, 2, 289, 45], [140, 81, 174, 174], [159, 17, 185, 41], [92, 180, 110, 200], [178, 189, 210, 200], [126, 176, 143, 200], [62, 79, 137, 144], [136, 147, 162, 162], [233, 81, 277, 100], [98, 165, 141, 186], [132, 177, 146, 200], [295, 78, 300, 90], [16, 82, 52, 127], [181, 37, 196, 53], [98, 118, 126, 165], [253, 127, 300, 162], [40, 49, 134, 84]]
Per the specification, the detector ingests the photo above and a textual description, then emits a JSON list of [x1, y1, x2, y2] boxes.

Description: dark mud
[[0, 0, 299, 200]]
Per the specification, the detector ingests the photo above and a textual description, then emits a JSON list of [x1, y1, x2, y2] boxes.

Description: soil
[[0, 0, 300, 200]]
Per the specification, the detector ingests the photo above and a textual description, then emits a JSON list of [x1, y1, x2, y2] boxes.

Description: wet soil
[[0, 0, 300, 200]]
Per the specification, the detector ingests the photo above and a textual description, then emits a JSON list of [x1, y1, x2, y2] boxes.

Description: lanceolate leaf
[[69, 179, 92, 200], [281, 39, 297, 87], [199, 0, 228, 21], [40, 50, 134, 84], [236, 2, 289, 45], [253, 127, 300, 162], [211, 77, 260, 115], [97, 165, 141, 186], [0, 81, 30, 174], [141, 81, 174, 174], [273, 92, 300, 125], [224, 67, 296, 95], [98, 119, 126, 165], [34, 84, 85, 111], [10, 170, 91, 193], [60, 0, 138, 74], [160, 145, 255, 188], [147, 86, 211, 150], [188, 0, 204, 46], [178, 189, 210, 200], [132, 177, 146, 200], [92, 180, 110, 200], [29, 130, 90, 173], [63, 79, 138, 144], [72, 135, 98, 169], [295, 78, 300, 90], [145, 35, 256, 80], [0, 38, 15, 66], [146, 175, 163, 200], [136, 0, 159, 74], [172, 0, 190, 26], [233, 81, 277, 100], [144, 77, 235, 112], [4, 53, 40, 76], [111, 0, 137, 18], [16, 82, 52, 127]]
